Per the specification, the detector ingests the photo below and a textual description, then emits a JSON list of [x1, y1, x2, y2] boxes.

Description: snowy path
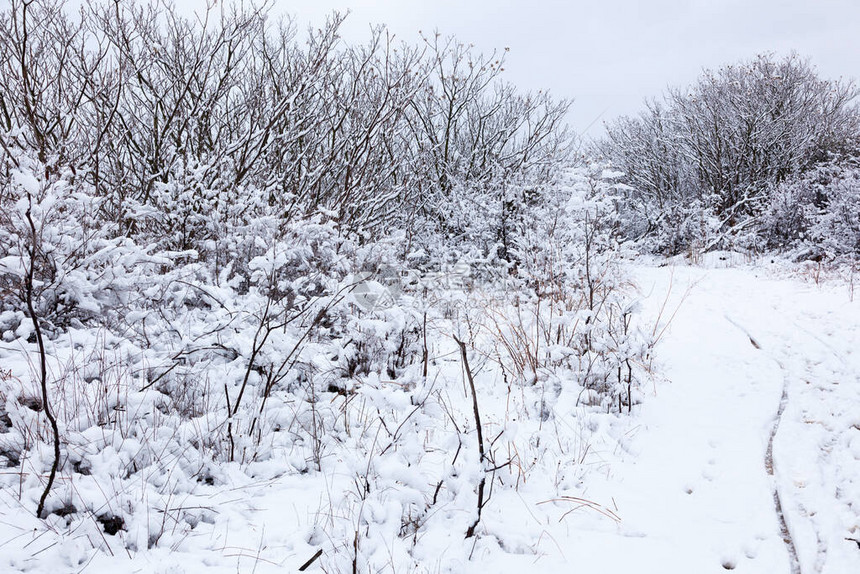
[[484, 262, 860, 574], [581, 262, 860, 574], [549, 263, 795, 573]]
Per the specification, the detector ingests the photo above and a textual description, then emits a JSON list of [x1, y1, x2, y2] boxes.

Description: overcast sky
[[262, 0, 860, 140]]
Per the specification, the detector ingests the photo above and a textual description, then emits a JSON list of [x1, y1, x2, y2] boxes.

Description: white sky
[[268, 0, 860, 140]]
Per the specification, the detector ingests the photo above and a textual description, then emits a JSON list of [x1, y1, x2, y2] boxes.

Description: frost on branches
[[0, 1, 653, 572]]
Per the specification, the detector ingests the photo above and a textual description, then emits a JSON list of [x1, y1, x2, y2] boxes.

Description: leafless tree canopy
[[599, 53, 860, 254], [0, 0, 571, 256]]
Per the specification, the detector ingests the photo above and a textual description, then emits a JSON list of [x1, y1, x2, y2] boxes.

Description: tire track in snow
[[725, 314, 802, 574], [766, 367, 802, 574], [772, 319, 852, 574]]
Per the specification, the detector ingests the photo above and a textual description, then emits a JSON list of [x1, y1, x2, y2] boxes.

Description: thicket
[[599, 53, 860, 258], [0, 1, 650, 568]]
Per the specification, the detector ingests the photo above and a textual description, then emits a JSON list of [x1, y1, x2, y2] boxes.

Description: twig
[[454, 336, 486, 539], [298, 548, 323, 571]]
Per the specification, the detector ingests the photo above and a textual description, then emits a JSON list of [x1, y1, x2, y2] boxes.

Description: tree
[[600, 53, 859, 252]]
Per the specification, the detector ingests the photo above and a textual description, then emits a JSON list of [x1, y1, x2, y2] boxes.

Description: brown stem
[[454, 336, 486, 538], [25, 204, 60, 518], [422, 312, 428, 379]]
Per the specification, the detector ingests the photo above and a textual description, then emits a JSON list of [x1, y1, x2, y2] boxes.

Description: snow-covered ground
[[1, 257, 859, 573], [461, 257, 860, 574]]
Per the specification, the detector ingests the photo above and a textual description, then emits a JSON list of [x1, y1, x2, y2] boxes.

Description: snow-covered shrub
[[813, 170, 860, 256], [0, 150, 170, 335], [761, 169, 827, 252], [617, 193, 720, 256], [599, 53, 859, 254], [761, 153, 860, 258], [0, 2, 656, 571], [485, 165, 653, 412]]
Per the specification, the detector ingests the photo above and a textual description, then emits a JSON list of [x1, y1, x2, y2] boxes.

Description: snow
[[1, 258, 859, 572], [607, 260, 860, 573]]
